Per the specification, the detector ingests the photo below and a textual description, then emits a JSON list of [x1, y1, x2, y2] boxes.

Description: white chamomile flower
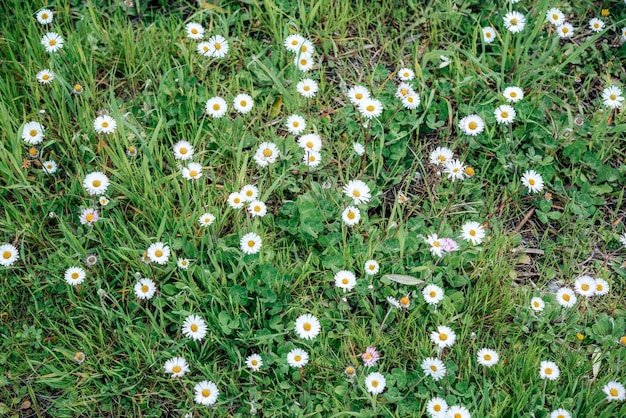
[[364, 260, 379, 276], [477, 348, 499, 367], [422, 284, 444, 305], [557, 23, 574, 38], [147, 242, 170, 265], [22, 121, 45, 145], [539, 360, 560, 380], [177, 258, 190, 269], [286, 114, 306, 135], [343, 179, 371, 205], [303, 150, 322, 167], [233, 93, 254, 114], [42, 160, 58, 174], [294, 53, 314, 72], [36, 69, 55, 84], [334, 270, 356, 292], [430, 325, 456, 349], [459, 114, 485, 136], [298, 133, 322, 152], [429, 146, 454, 165], [503, 11, 526, 34], [342, 206, 361, 226], [294, 314, 321, 340], [93, 115, 117, 135], [198, 212, 216, 227], [41, 32, 64, 53], [421, 357, 446, 381], [246, 354, 263, 371], [240, 232, 262, 255], [358, 98, 383, 119], [83, 172, 110, 195], [603, 381, 626, 402], [207, 35, 229, 58], [284, 34, 305, 52], [402, 94, 420, 110], [64, 266, 86, 286], [426, 397, 448, 417], [182, 314, 207, 341], [503, 86, 524, 103], [461, 221, 486, 245], [425, 234, 444, 257], [574, 275, 596, 297], [482, 26, 496, 43], [205, 97, 228, 118], [364, 372, 386, 395], [36, 9, 54, 24], [228, 192, 245, 209], [546, 8, 565, 26], [443, 159, 467, 181], [173, 140, 194, 160], [164, 357, 189, 378], [594, 278, 609, 296], [134, 278, 157, 299], [347, 86, 370, 106], [248, 200, 267, 217], [194, 380, 219, 405], [521, 170, 544, 194], [589, 18, 605, 32], [287, 348, 309, 368], [240, 185, 258, 202], [254, 142, 279, 167], [0, 244, 19, 267], [530, 296, 545, 312], [185, 22, 204, 40], [397, 67, 415, 81], [181, 162, 203, 180], [555, 287, 577, 308], [297, 78, 318, 98], [602, 86, 624, 109], [494, 104, 516, 124]]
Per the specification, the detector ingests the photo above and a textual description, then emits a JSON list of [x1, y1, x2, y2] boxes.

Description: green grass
[[1, 0, 626, 417]]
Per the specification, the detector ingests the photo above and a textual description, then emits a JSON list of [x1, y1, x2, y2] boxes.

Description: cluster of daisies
[[184, 21, 229, 58], [530, 274, 610, 311]]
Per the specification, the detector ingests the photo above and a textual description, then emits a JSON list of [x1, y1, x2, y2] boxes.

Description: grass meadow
[[1, 0, 626, 416]]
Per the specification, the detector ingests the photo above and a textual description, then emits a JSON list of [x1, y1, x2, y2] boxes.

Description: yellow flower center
[[342, 278, 349, 285], [529, 179, 535, 186], [292, 121, 299, 127], [234, 197, 241, 204], [468, 121, 477, 130], [300, 59, 307, 65], [545, 368, 552, 375], [202, 389, 210, 397], [2, 251, 11, 259], [552, 14, 558, 20], [43, 74, 50, 80], [596, 284, 603, 291], [452, 167, 460, 173], [501, 111, 508, 118], [620, 336, 626, 345], [576, 333, 584, 340], [610, 388, 618, 396], [240, 100, 247, 107], [203, 46, 209, 52], [30, 129, 38, 137], [74, 84, 82, 92], [455, 414, 461, 418], [610, 94, 616, 100], [294, 355, 301, 362], [403, 72, 409, 77], [400, 89, 408, 96], [215, 43, 221, 50], [465, 167, 475, 176], [438, 155, 446, 162], [172, 365, 181, 373], [29, 147, 37, 156], [433, 241, 440, 247], [251, 359, 258, 366], [594, 23, 599, 28], [434, 405, 441, 412], [510, 92, 517, 97], [430, 291, 436, 297], [155, 250, 163, 257], [300, 45, 307, 52], [484, 354, 491, 361], [430, 365, 437, 371], [369, 265, 375, 270], [141, 285, 149, 292], [246, 191, 253, 197], [562, 294, 570, 301], [562, 28, 569, 34], [400, 297, 409, 305], [533, 301, 539, 307], [191, 28, 198, 34], [42, 13, 49, 19], [347, 211, 355, 220], [49, 39, 56, 46], [364, 353, 372, 360], [181, 260, 188, 265], [180, 148, 187, 154], [486, 32, 491, 38], [304, 86, 310, 91], [581, 284, 589, 291], [86, 213, 94, 222], [439, 333, 448, 341], [366, 105, 375, 112], [371, 380, 379, 387], [510, 18, 517, 25], [213, 104, 220, 111], [254, 206, 260, 212], [303, 323, 311, 331], [469, 230, 476, 236], [191, 324, 198, 332], [248, 240, 255, 247], [263, 149, 272, 157], [345, 366, 355, 375], [102, 121, 109, 128], [291, 40, 298, 46], [355, 93, 363, 100], [71, 272, 79, 279], [309, 155, 315, 162], [353, 190, 361, 197]]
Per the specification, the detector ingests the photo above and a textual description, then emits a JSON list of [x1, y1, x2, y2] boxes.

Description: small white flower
[[477, 348, 499, 367], [458, 114, 485, 136], [181, 162, 203, 180], [248, 200, 267, 217], [397, 67, 415, 81], [494, 104, 516, 124], [164, 357, 190, 378], [294, 314, 321, 340], [461, 221, 486, 245], [21, 121, 45, 145], [602, 86, 624, 109], [83, 172, 110, 196], [294, 53, 314, 72], [205, 97, 228, 118], [198, 212, 216, 227], [396, 83, 414, 98], [240, 185, 258, 202], [364, 260, 379, 276], [556, 23, 574, 39], [228, 192, 245, 209], [64, 266, 86, 286], [539, 360, 560, 380], [298, 133, 322, 152], [287, 348, 309, 368], [447, 406, 471, 418], [36, 9, 54, 24], [93, 115, 117, 135], [284, 34, 305, 52], [603, 381, 626, 402], [206, 35, 229, 58], [364, 372, 386, 395], [0, 244, 20, 267], [422, 284, 444, 305], [42, 160, 58, 174], [146, 242, 170, 265], [430, 146, 454, 165], [425, 234, 444, 257], [530, 297, 545, 312], [342, 206, 361, 226], [421, 357, 446, 381], [594, 278, 609, 296], [134, 278, 157, 299], [430, 325, 456, 349], [286, 114, 306, 135], [194, 380, 219, 405], [546, 8, 565, 26], [503, 11, 526, 34], [334, 270, 356, 292], [353, 142, 365, 156], [589, 18, 605, 33], [254, 142, 280, 167], [426, 397, 448, 417], [401, 94, 420, 110], [521, 170, 544, 194], [503, 86, 524, 103], [240, 232, 262, 255], [482, 26, 496, 43], [173, 140, 194, 160], [347, 86, 370, 106], [185, 22, 204, 40], [36, 69, 55, 84], [233, 93, 254, 114], [556, 287, 577, 308], [358, 98, 383, 119], [443, 159, 466, 181], [343, 179, 371, 205], [574, 275, 596, 297], [246, 354, 263, 371], [41, 32, 64, 53], [177, 258, 190, 269], [182, 314, 207, 341], [549, 409, 572, 418], [297, 78, 318, 98]]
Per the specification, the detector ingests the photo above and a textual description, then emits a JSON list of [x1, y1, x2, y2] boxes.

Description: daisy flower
[[387, 296, 401, 308], [595, 278, 609, 296], [441, 238, 459, 253], [99, 197, 109, 206], [248, 200, 267, 217], [79, 208, 99, 225], [197, 41, 211, 56], [461, 221, 486, 245], [447, 406, 471, 418], [227, 192, 245, 209], [287, 348, 309, 368], [182, 314, 207, 341], [296, 39, 314, 55], [84, 254, 98, 267], [347, 85, 370, 106], [603, 381, 626, 401], [539, 360, 560, 380], [398, 295, 411, 309], [426, 397, 448, 417], [254, 142, 280, 167], [294, 314, 321, 340], [396, 83, 414, 98], [286, 114, 306, 135], [194, 381, 219, 405], [284, 34, 305, 52], [146, 242, 170, 265], [458, 114, 485, 136], [240, 232, 262, 255], [494, 105, 516, 124], [425, 234, 444, 257], [173, 140, 194, 160], [364, 372, 386, 395], [422, 284, 444, 305], [181, 162, 203, 180], [353, 142, 365, 156], [303, 150, 322, 167], [421, 357, 446, 381], [246, 354, 263, 371], [206, 35, 229, 58], [205, 97, 228, 118], [602, 86, 624, 109], [556, 287, 577, 308], [477, 348, 499, 367], [344, 365, 357, 379], [334, 270, 356, 292], [164, 357, 189, 378], [397, 67, 415, 81], [233, 93, 254, 114], [343, 179, 371, 205], [503, 86, 524, 103], [93, 115, 117, 135], [430, 146, 454, 165], [361, 347, 380, 367], [556, 23, 574, 38], [430, 325, 456, 349], [342, 206, 361, 226], [36, 9, 53, 24], [64, 267, 86, 286], [621, 27, 626, 42], [294, 53, 314, 72], [298, 133, 322, 152], [297, 78, 318, 98], [574, 275, 596, 297], [550, 409, 571, 418], [36, 69, 55, 84], [42, 160, 58, 174], [41, 32, 64, 53], [546, 8, 565, 26], [83, 172, 110, 195], [22, 121, 45, 145], [185, 22, 204, 40], [482, 26, 496, 43], [521, 170, 544, 193], [134, 278, 157, 299], [358, 98, 383, 119], [364, 259, 379, 276], [402, 94, 421, 110], [240, 185, 259, 202], [177, 258, 190, 269], [198, 212, 216, 227], [530, 297, 545, 312], [443, 159, 466, 181], [503, 11, 526, 33], [589, 18, 605, 32], [0, 244, 19, 267], [71, 83, 84, 95]]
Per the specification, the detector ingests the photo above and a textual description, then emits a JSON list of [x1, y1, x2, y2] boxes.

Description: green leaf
[[383, 274, 424, 285]]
